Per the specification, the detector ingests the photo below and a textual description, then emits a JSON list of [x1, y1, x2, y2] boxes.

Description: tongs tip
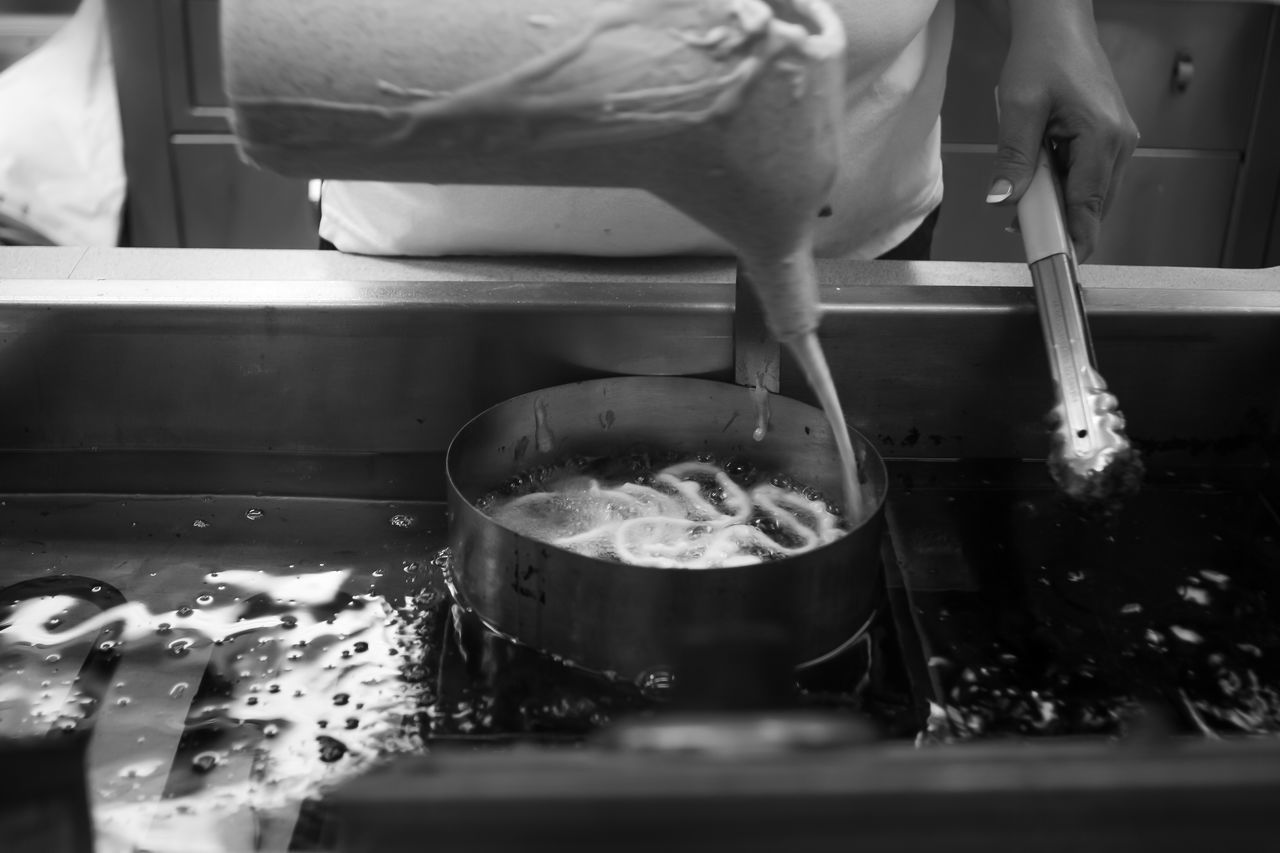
[[1047, 421, 1145, 509]]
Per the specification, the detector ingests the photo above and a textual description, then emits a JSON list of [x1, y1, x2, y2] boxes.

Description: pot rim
[[445, 375, 887, 573]]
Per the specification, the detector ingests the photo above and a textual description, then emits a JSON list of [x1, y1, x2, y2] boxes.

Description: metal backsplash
[[0, 262, 1276, 498]]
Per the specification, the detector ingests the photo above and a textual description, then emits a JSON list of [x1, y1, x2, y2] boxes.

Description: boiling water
[[481, 452, 847, 568]]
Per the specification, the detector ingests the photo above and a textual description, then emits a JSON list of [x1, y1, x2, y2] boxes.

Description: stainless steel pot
[[445, 376, 887, 683]]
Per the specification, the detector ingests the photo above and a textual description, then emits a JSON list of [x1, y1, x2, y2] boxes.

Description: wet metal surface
[[885, 461, 1280, 739], [0, 494, 444, 851]]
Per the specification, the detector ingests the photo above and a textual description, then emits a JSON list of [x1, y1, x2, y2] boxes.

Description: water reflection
[[2, 568, 429, 852]]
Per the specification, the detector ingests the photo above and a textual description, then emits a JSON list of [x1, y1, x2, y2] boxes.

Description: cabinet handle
[[1172, 52, 1195, 93]]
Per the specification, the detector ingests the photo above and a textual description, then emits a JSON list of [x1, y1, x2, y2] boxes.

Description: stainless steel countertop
[[2, 247, 1277, 293]]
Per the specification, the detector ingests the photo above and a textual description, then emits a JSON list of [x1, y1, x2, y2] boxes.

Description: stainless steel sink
[[1, 249, 1278, 851]]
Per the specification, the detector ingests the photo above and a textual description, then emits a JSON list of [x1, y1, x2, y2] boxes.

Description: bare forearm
[[978, 0, 1137, 259], [969, 0, 1097, 42]]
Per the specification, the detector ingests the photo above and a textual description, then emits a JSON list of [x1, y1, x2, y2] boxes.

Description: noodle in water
[[484, 458, 846, 568]]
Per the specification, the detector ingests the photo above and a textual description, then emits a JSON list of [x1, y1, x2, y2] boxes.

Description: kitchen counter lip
[[1, 246, 1277, 296], [0, 279, 1276, 317]]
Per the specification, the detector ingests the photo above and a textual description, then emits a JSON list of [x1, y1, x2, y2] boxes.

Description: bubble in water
[[118, 762, 157, 780], [636, 667, 676, 698], [389, 514, 415, 528], [44, 653, 61, 664], [191, 752, 220, 773], [115, 696, 132, 707], [192, 519, 210, 528], [169, 682, 189, 700], [403, 561, 422, 574], [195, 594, 214, 606], [99, 640, 118, 652], [91, 586, 103, 593], [263, 724, 279, 738], [245, 508, 263, 521], [316, 735, 348, 763], [177, 606, 193, 618], [155, 622, 173, 635], [333, 693, 350, 706], [168, 638, 195, 657], [371, 569, 384, 578]]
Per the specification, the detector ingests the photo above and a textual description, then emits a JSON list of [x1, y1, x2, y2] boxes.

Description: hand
[[985, 1, 1139, 261]]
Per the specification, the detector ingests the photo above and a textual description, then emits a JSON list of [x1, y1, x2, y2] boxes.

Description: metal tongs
[[1016, 145, 1142, 503]]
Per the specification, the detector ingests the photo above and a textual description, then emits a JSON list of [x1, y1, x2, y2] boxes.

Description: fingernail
[[986, 178, 1013, 204]]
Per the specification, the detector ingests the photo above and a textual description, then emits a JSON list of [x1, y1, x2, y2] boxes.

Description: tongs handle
[[1018, 146, 1097, 457], [1018, 146, 1077, 266], [1016, 145, 1131, 490]]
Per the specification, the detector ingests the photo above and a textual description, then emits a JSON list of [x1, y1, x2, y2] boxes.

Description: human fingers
[[986, 87, 1051, 207]]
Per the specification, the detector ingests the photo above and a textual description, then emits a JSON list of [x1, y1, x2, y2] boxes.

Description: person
[[315, 0, 1137, 264]]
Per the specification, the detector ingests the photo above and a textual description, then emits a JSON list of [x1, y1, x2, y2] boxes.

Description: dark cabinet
[[107, 0, 314, 249], [933, 0, 1280, 267]]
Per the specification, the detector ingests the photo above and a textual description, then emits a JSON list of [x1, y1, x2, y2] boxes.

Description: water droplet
[[245, 508, 263, 521], [155, 622, 172, 635], [635, 667, 675, 698], [177, 606, 193, 618], [195, 594, 214, 606], [118, 763, 155, 780], [333, 693, 350, 706], [317, 735, 348, 763], [263, 724, 279, 738], [344, 718, 359, 730]]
